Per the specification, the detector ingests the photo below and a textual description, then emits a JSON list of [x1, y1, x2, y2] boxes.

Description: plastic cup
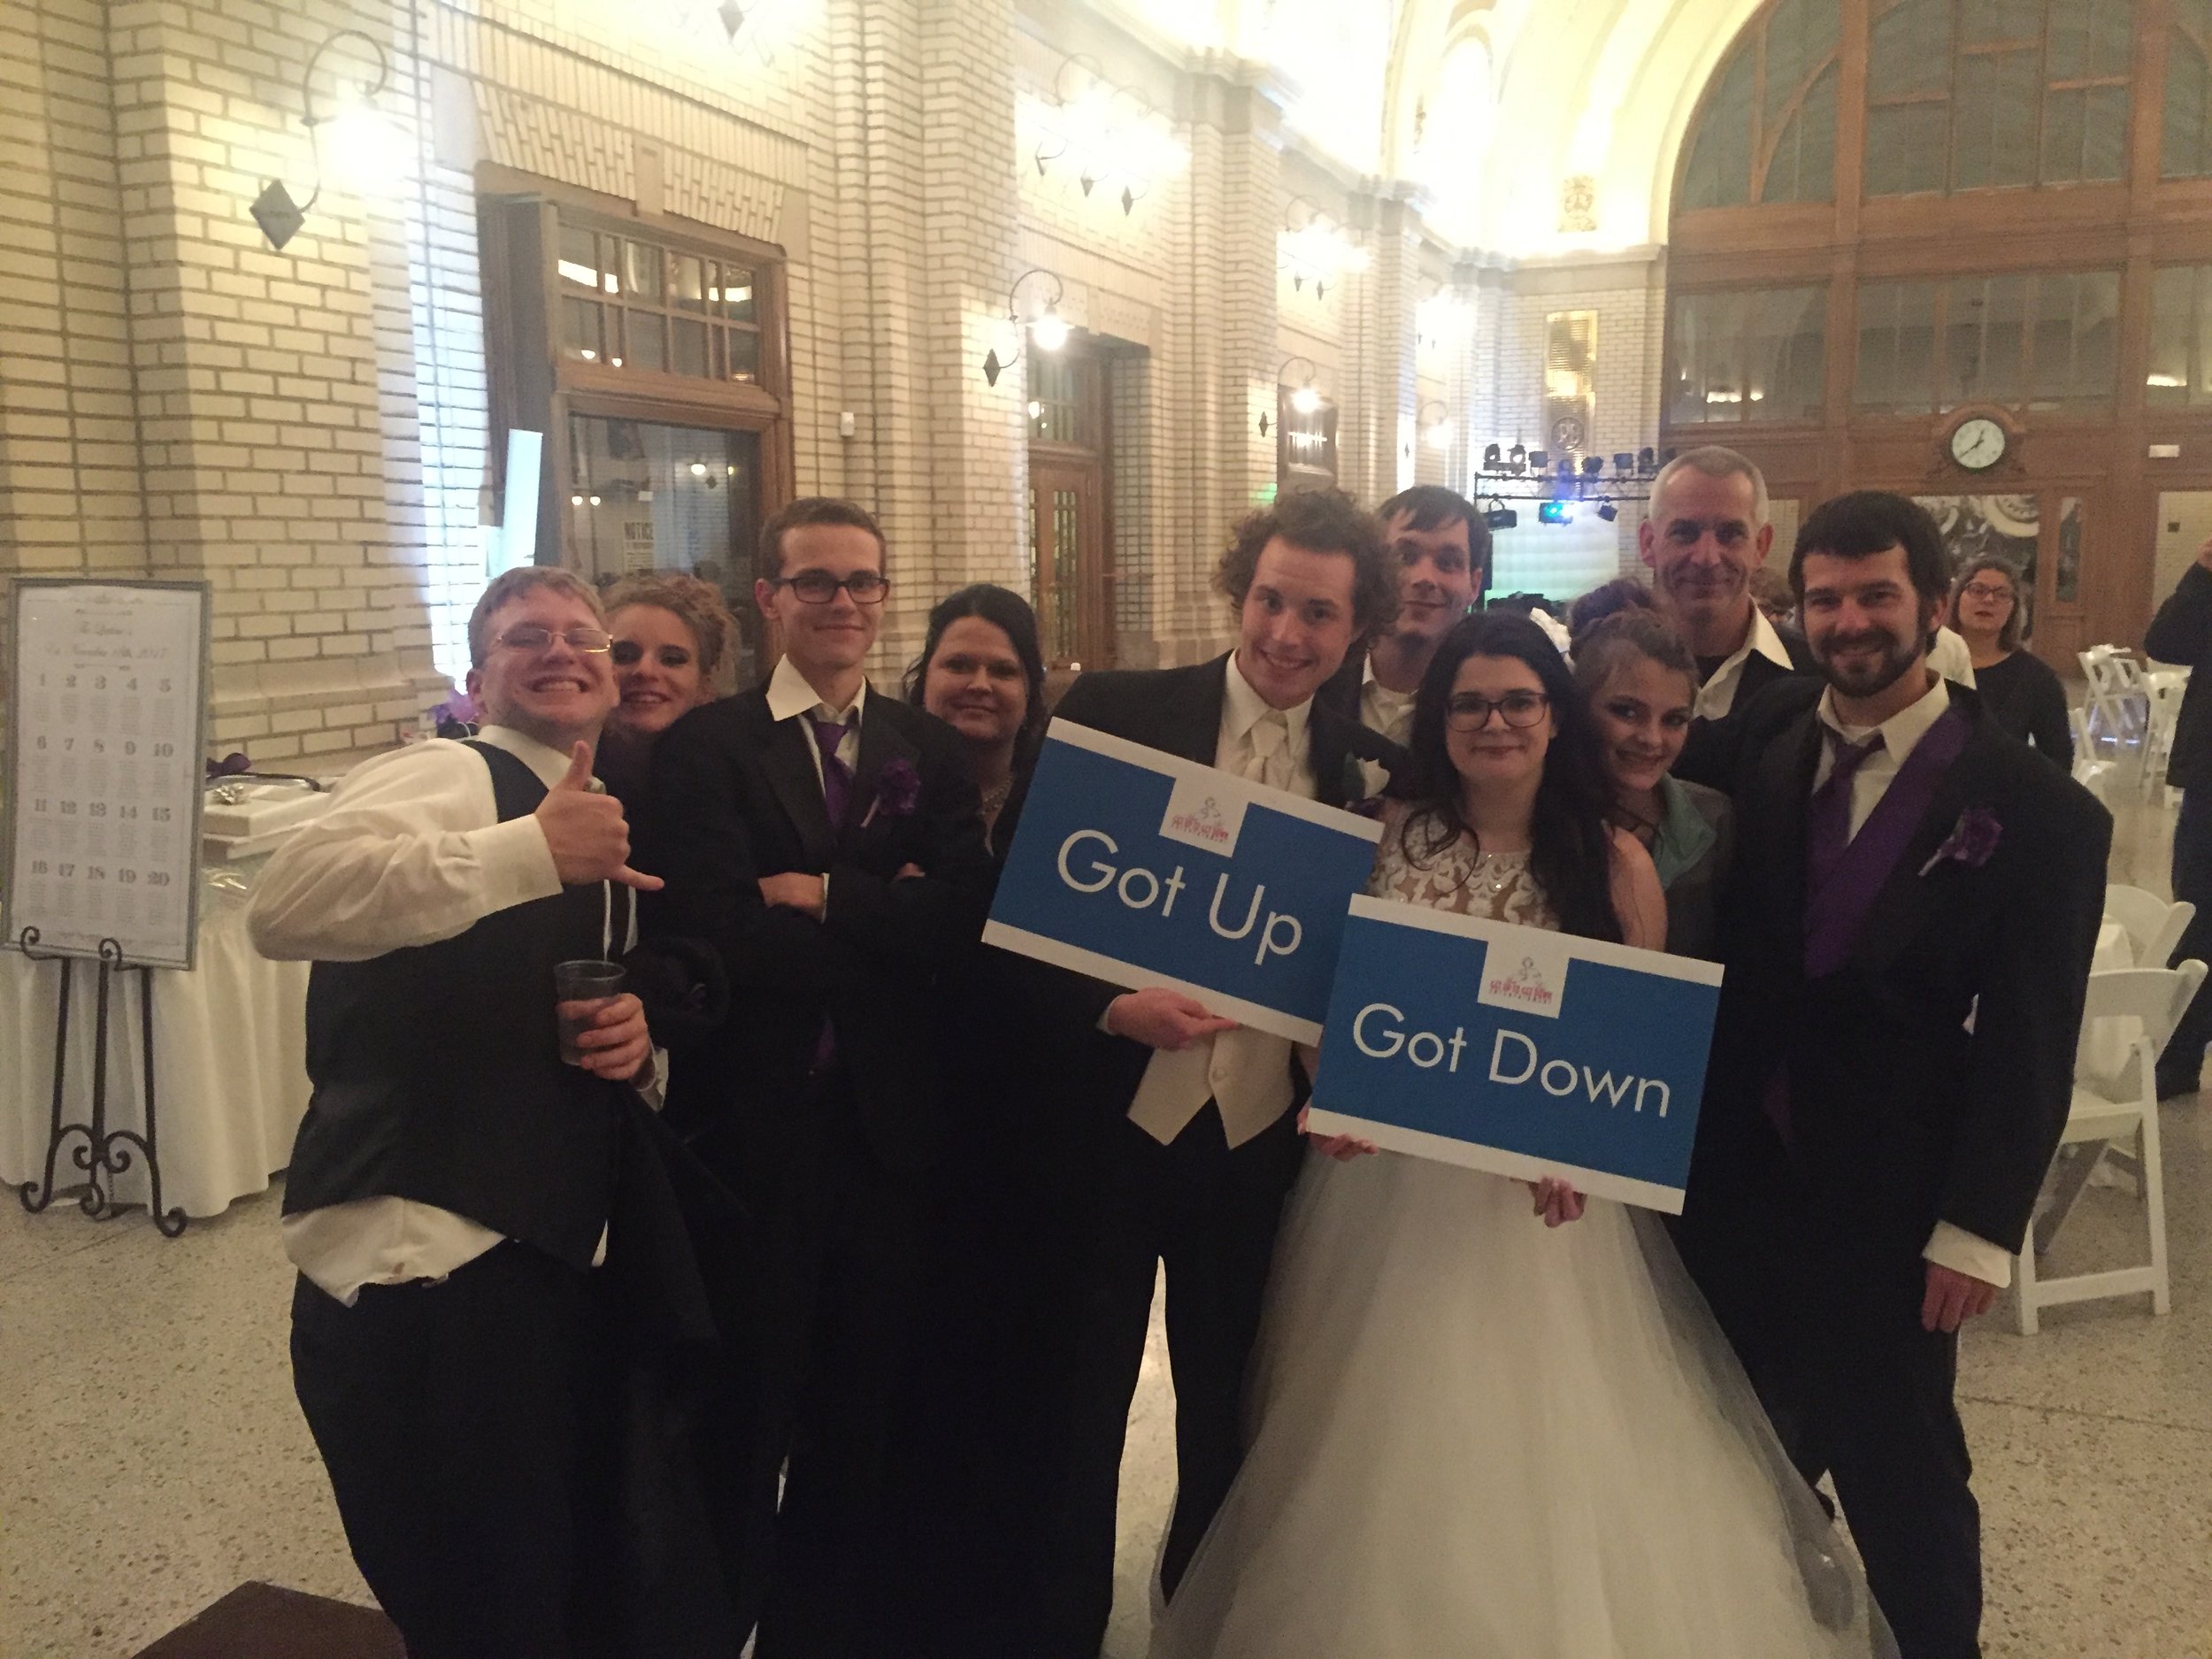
[[554, 958, 626, 1064]]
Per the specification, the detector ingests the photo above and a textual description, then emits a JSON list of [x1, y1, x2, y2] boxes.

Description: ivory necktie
[[1242, 709, 1289, 791]]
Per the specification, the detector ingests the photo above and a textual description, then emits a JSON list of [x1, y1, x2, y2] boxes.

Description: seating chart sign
[[4, 580, 211, 970]]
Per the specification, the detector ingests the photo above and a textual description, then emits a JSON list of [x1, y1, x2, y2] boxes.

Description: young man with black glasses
[[641, 496, 995, 1656]]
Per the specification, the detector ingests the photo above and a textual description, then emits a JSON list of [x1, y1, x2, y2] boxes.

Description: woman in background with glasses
[[1153, 612, 1888, 1659], [1950, 556, 2071, 764], [595, 571, 740, 805]]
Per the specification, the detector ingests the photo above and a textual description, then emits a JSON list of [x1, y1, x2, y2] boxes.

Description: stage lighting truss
[[1468, 442, 1677, 523]]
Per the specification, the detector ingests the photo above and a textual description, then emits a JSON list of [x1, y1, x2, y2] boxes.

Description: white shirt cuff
[[481, 813, 564, 910], [1924, 1220, 2012, 1289]]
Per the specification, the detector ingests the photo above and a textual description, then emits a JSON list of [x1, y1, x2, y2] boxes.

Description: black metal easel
[[15, 926, 185, 1237]]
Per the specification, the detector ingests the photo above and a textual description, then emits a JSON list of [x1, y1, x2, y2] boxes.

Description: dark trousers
[[709, 1074, 931, 1659], [290, 1242, 617, 1659], [1033, 1103, 1304, 1657], [2160, 787, 2212, 1092], [1698, 1256, 1981, 1659]]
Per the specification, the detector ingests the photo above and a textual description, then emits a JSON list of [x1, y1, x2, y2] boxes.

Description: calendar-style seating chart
[[4, 580, 211, 970]]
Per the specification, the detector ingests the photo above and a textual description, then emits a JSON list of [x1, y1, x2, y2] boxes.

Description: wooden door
[[1029, 459, 1109, 672]]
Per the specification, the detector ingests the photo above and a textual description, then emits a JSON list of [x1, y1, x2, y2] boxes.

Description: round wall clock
[[1948, 416, 2007, 472]]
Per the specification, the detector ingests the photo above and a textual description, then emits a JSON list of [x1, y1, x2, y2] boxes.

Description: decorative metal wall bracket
[[250, 28, 393, 252]]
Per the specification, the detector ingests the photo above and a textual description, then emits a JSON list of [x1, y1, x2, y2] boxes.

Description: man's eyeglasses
[[1959, 583, 2015, 603], [495, 625, 612, 654], [771, 571, 891, 605], [611, 641, 694, 669], [1445, 690, 1550, 731]]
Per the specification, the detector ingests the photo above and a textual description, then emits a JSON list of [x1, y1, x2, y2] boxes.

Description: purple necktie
[[1765, 727, 1885, 1148], [809, 713, 856, 826], [1805, 728, 1884, 891], [805, 712, 854, 1073]]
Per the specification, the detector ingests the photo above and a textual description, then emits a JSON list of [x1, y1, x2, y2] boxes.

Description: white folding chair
[[2015, 961, 2205, 1333], [2142, 669, 2189, 797], [2070, 706, 2116, 797], [2105, 885, 2196, 970], [2078, 647, 2141, 748]]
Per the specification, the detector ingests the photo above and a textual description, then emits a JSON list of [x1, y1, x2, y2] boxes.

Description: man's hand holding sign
[[984, 718, 1385, 1046]]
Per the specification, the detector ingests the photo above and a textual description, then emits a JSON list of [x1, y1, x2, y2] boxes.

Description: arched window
[[1679, 0, 1840, 209], [2166, 0, 2212, 176], [1864, 0, 2132, 195]]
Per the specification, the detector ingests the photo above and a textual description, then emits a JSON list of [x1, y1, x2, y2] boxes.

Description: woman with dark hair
[[902, 583, 1048, 852], [1153, 613, 1887, 1659], [1572, 608, 1736, 958], [891, 582, 1094, 1653], [1951, 555, 2071, 763]]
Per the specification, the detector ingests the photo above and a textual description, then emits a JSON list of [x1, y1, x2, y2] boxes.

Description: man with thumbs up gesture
[[250, 568, 695, 1657]]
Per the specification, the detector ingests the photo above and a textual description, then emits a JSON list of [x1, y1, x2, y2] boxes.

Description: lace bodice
[[1365, 803, 1560, 930]]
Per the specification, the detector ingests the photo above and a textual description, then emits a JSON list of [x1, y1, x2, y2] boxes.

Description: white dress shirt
[[1812, 673, 2010, 1289], [1927, 625, 1978, 689], [765, 652, 866, 786], [249, 725, 637, 1304], [1359, 659, 1417, 749], [1694, 606, 1796, 721], [1125, 654, 1315, 1149], [1355, 659, 1418, 799]]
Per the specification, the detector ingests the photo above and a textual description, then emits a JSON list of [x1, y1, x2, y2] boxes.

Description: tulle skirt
[[1147, 1149, 1895, 1659]]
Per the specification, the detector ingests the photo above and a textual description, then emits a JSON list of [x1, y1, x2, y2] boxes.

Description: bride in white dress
[[1149, 613, 1894, 1659]]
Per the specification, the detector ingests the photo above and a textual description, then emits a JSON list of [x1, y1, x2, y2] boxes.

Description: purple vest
[[1803, 704, 1972, 979], [1762, 704, 1973, 1147]]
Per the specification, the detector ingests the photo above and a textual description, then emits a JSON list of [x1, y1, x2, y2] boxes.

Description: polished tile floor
[[2, 759, 2206, 1659]]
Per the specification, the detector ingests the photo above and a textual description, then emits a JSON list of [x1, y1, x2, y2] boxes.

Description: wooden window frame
[[1862, 0, 2134, 197], [478, 171, 795, 580]]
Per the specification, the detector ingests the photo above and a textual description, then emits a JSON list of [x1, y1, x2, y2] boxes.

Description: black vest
[[281, 741, 624, 1268]]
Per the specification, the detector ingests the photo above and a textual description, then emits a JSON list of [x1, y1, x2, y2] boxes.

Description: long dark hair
[[1402, 612, 1623, 943], [902, 583, 1049, 766]]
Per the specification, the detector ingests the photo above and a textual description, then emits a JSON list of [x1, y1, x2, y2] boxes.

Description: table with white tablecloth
[[1, 864, 310, 1222]]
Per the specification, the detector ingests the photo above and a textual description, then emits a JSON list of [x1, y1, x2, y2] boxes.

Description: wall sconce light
[[981, 268, 1068, 387], [1029, 56, 1188, 217], [1419, 400, 1454, 452], [1416, 289, 1472, 354], [1279, 200, 1370, 301], [250, 28, 396, 251], [1260, 357, 1322, 436]]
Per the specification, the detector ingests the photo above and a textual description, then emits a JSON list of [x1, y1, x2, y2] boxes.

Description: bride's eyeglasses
[[1444, 691, 1550, 731]]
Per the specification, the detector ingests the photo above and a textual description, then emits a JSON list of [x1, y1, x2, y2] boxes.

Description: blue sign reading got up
[[1305, 897, 1724, 1212], [984, 719, 1385, 1043]]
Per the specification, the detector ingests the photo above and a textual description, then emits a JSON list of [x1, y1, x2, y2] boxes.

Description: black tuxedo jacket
[[2145, 562, 2212, 790], [1675, 619, 1817, 789], [640, 685, 994, 1174], [1683, 679, 2111, 1280], [1046, 653, 1410, 1117], [1313, 648, 1371, 739]]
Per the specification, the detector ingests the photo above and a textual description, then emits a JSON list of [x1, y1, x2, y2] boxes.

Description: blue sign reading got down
[[1306, 896, 1724, 1212], [984, 719, 1385, 1043]]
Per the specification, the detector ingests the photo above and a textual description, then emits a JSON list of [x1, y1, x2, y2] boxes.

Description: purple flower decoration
[[862, 757, 923, 827], [429, 689, 480, 730], [1919, 807, 2001, 877]]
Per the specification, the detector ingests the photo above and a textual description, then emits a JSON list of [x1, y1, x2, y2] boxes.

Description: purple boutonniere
[[861, 757, 922, 828], [1918, 806, 2002, 877]]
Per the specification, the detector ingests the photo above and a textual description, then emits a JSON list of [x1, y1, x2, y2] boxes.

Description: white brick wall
[[0, 0, 1682, 754]]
